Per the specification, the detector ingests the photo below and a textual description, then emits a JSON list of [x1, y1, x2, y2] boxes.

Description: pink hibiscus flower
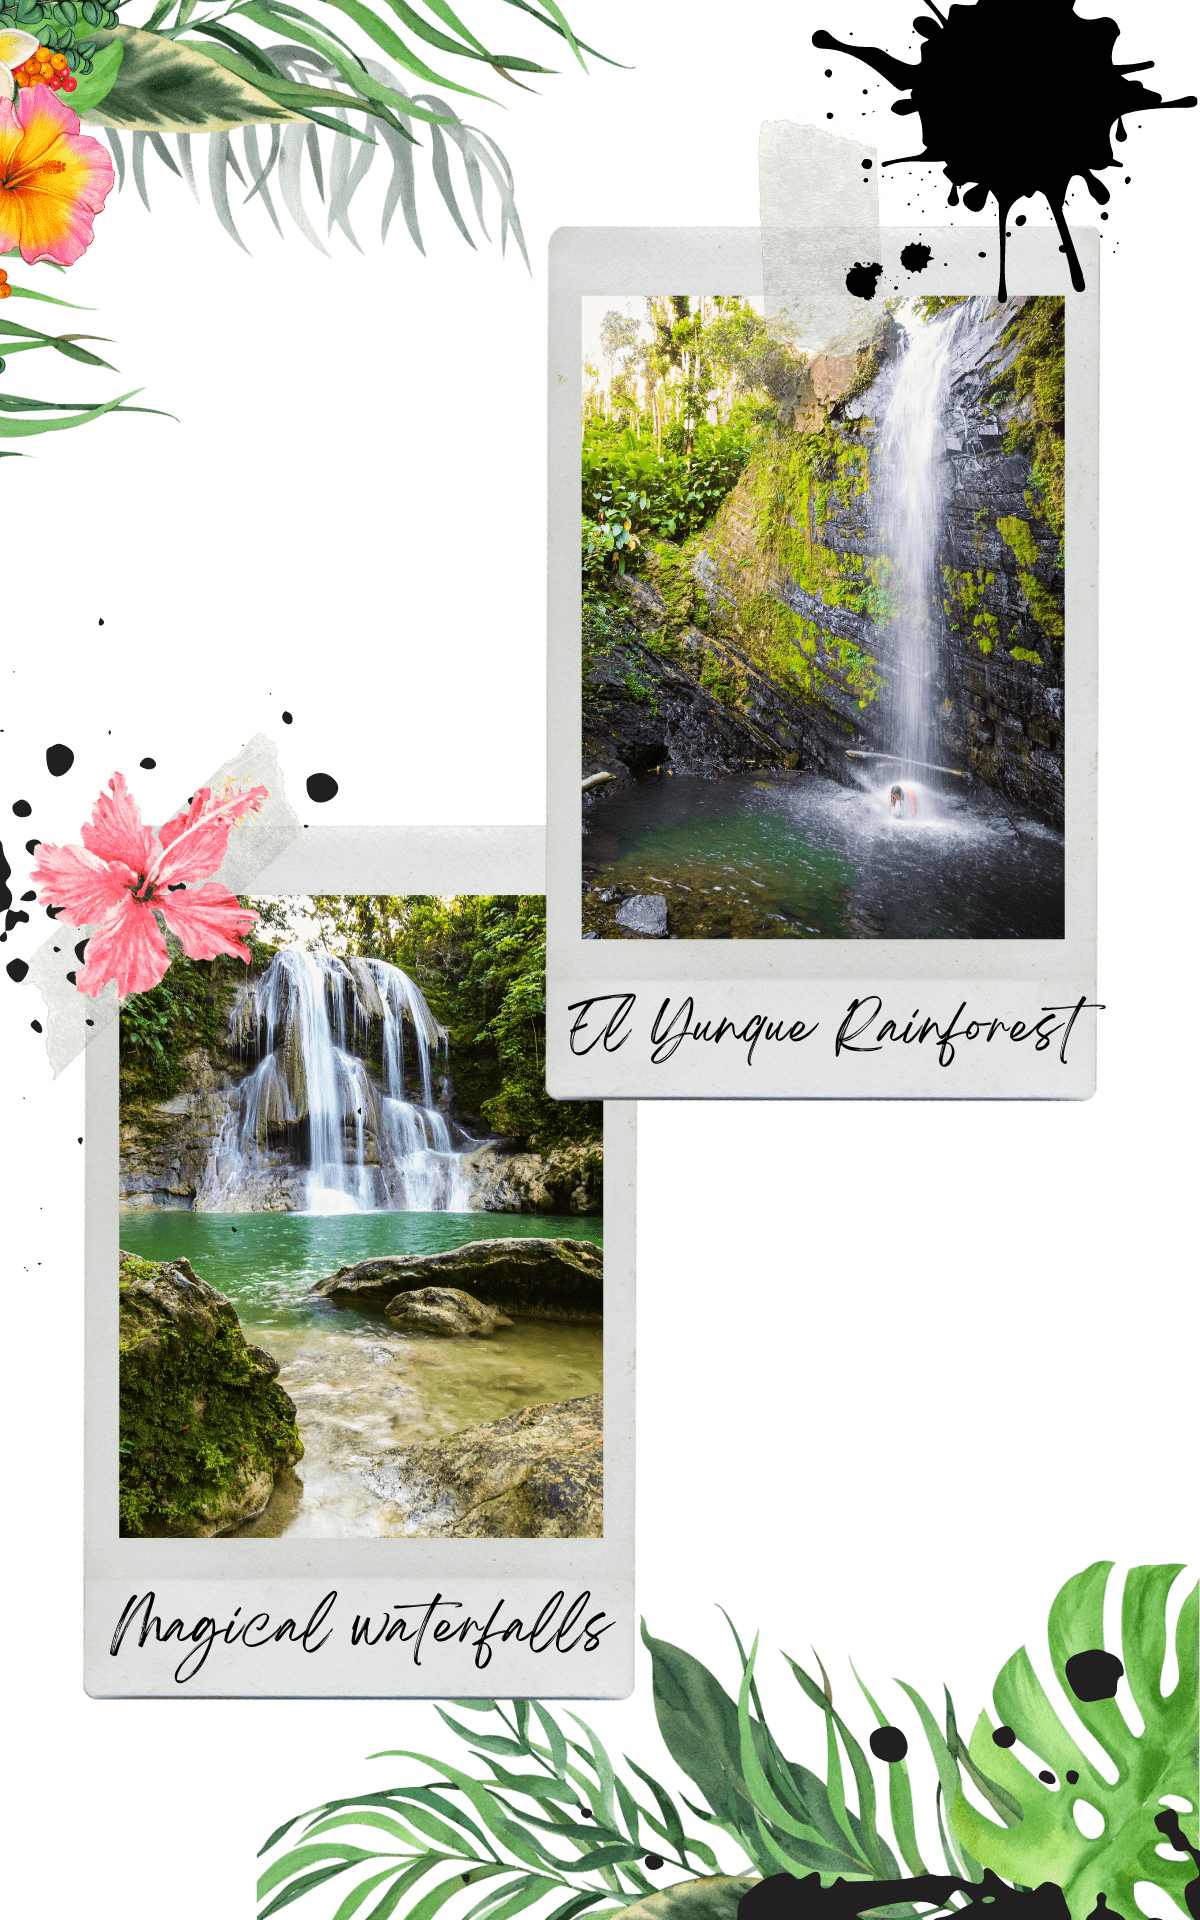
[[31, 772, 268, 1000]]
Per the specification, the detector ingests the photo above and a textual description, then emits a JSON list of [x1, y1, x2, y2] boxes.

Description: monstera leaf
[[951, 1562, 1199, 1920]]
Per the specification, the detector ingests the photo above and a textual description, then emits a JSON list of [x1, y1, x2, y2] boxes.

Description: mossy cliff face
[[119, 1252, 303, 1537], [583, 297, 1065, 826]]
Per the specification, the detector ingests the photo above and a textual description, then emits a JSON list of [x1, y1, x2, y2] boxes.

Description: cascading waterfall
[[195, 949, 473, 1213], [874, 304, 957, 793]]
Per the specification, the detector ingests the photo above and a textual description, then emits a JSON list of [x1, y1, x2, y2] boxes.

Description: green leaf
[[3, 282, 90, 310], [850, 1665, 928, 1878], [641, 1621, 752, 1828], [567, 1717, 621, 1832], [435, 1710, 529, 1759], [532, 1703, 570, 1780], [0, 389, 168, 436], [330, 1865, 411, 1920], [783, 1656, 887, 1879], [63, 34, 124, 109], [80, 26, 307, 129], [371, 1753, 561, 1871], [894, 1681, 979, 1882], [259, 1861, 367, 1918], [258, 1842, 378, 1902], [951, 1562, 1199, 1920]]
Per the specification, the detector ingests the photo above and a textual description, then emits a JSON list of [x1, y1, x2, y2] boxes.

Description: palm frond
[[104, 40, 530, 258]]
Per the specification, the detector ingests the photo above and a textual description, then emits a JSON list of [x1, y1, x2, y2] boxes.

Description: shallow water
[[583, 772, 1064, 939], [119, 1210, 604, 1537]]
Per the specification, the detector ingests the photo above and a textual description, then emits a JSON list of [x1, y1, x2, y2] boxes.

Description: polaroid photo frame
[[546, 227, 1099, 1100], [84, 824, 635, 1698]]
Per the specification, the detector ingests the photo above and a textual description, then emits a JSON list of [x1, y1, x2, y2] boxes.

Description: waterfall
[[874, 303, 957, 789], [195, 949, 473, 1213]]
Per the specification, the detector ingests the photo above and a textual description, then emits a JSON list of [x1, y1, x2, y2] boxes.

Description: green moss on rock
[[119, 1252, 302, 1537]]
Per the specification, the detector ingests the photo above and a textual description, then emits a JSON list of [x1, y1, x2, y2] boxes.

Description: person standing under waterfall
[[890, 783, 917, 817]]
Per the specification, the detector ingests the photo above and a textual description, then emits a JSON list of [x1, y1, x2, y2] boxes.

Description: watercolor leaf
[[951, 1562, 1199, 1920]]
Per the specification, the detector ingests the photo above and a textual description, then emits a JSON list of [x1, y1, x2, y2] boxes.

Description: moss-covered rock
[[118, 1252, 303, 1537]]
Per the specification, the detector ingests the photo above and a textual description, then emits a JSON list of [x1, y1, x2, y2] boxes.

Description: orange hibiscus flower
[[0, 81, 115, 266]]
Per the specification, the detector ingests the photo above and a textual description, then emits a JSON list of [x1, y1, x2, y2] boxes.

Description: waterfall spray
[[195, 949, 472, 1214], [875, 306, 956, 790]]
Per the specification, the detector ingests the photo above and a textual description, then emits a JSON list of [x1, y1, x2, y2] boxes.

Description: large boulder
[[313, 1237, 602, 1320], [384, 1287, 513, 1338], [362, 1394, 602, 1537], [118, 1251, 303, 1537]]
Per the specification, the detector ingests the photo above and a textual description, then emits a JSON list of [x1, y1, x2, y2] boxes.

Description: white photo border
[[85, 825, 635, 1698], [546, 227, 1099, 1099]]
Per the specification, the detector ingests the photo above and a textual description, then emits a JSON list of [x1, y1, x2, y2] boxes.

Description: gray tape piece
[[759, 120, 883, 353], [32, 731, 300, 1078]]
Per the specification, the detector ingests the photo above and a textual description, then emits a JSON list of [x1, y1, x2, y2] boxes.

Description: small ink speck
[[45, 743, 74, 777], [307, 772, 339, 803], [7, 957, 29, 982], [870, 1726, 908, 1763], [66, 970, 76, 985], [30, 1019, 42, 1032], [992, 1726, 1017, 1748], [20, 890, 34, 902], [25, 840, 39, 855], [1066, 1771, 1079, 1785], [140, 757, 156, 770], [86, 1017, 94, 1026], [1039, 1770, 1056, 1785], [282, 710, 293, 724], [862, 157, 873, 168], [12, 800, 31, 817], [1016, 214, 1027, 225], [77, 1137, 83, 1144], [98, 618, 104, 625]]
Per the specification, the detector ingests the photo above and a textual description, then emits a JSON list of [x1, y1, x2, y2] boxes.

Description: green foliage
[[1, 0, 117, 75], [581, 415, 759, 581], [118, 924, 271, 1107], [952, 1562, 1198, 1920], [306, 894, 601, 1152], [0, 265, 169, 455], [259, 1565, 1197, 1920], [1010, 647, 1043, 666], [995, 516, 1039, 571], [912, 295, 969, 322]]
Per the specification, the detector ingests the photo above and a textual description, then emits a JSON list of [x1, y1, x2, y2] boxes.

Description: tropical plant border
[[1, 1, 608, 447], [257, 1563, 1198, 1920]]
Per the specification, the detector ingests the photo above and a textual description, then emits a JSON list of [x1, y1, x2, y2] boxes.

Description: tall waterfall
[[875, 306, 956, 785], [195, 949, 472, 1213]]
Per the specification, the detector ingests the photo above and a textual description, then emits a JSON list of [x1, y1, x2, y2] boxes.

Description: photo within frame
[[547, 228, 1098, 1099], [86, 833, 634, 1698]]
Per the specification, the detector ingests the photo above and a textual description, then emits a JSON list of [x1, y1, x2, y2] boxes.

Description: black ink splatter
[[869, 1726, 908, 1762], [901, 241, 933, 271], [740, 1868, 1071, 1920], [0, 841, 9, 915], [75, 940, 88, 964], [5, 910, 29, 932], [66, 970, 76, 985], [307, 773, 339, 803], [644, 1857, 664, 1871], [31, 1019, 42, 1032], [12, 799, 31, 818], [282, 710, 293, 723], [25, 839, 39, 855], [1039, 1770, 1056, 1785], [7, 957, 29, 983], [1065, 1648, 1123, 1702], [140, 757, 156, 770], [21, 891, 34, 901], [45, 743, 74, 776], [1066, 1770, 1079, 1784], [1154, 1809, 1199, 1899], [846, 261, 884, 299], [813, 2, 1197, 299], [992, 1725, 1017, 1748]]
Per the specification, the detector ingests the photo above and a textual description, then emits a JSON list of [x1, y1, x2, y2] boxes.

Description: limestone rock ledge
[[385, 1287, 513, 1338], [313, 1237, 603, 1321], [118, 1251, 303, 1537], [362, 1394, 603, 1538]]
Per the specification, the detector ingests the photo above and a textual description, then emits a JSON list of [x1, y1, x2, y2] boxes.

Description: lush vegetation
[[118, 919, 275, 1108], [581, 295, 807, 593], [988, 296, 1066, 539], [305, 894, 601, 1153], [258, 1563, 1198, 1920]]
